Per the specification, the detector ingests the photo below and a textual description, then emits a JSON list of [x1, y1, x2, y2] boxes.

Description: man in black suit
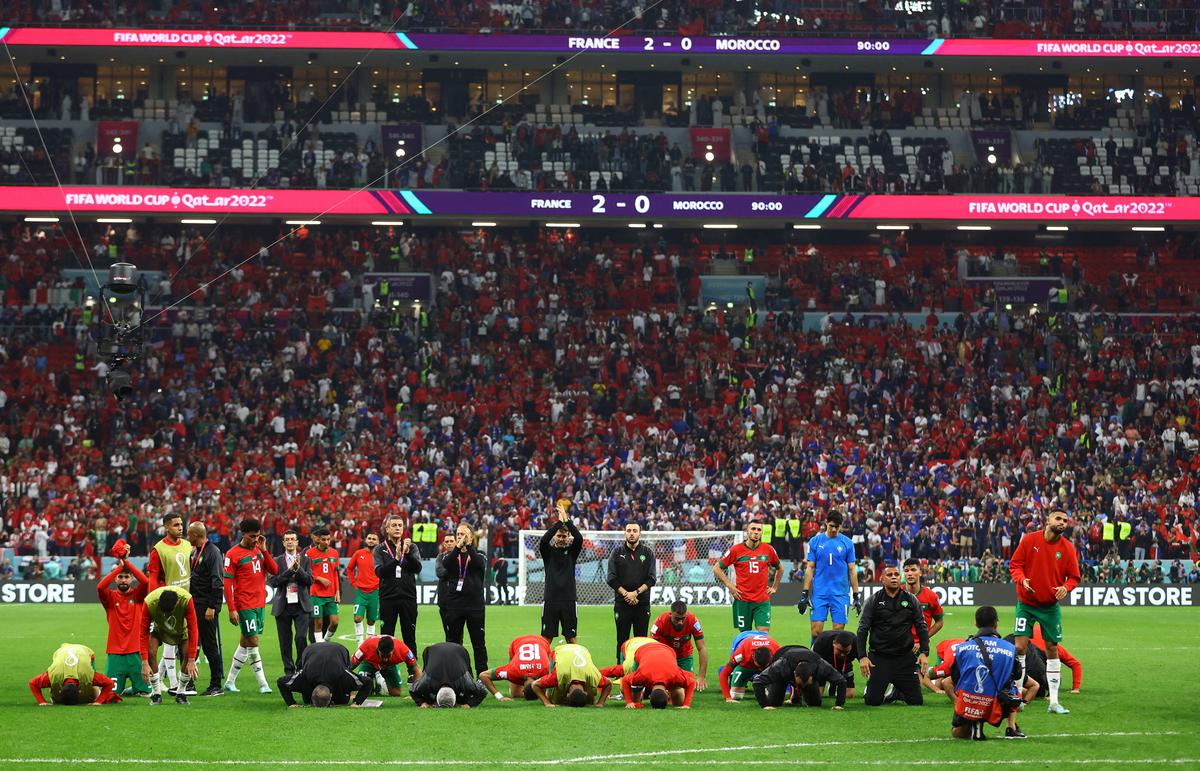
[[278, 642, 372, 708], [186, 522, 225, 696], [269, 530, 312, 676]]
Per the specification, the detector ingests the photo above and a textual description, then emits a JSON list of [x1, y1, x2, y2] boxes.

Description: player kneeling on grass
[[481, 634, 555, 702], [410, 641, 487, 709], [752, 646, 848, 710], [531, 643, 612, 708], [351, 635, 420, 697], [650, 601, 709, 690], [30, 643, 119, 705], [614, 641, 695, 709], [140, 586, 200, 706], [279, 641, 373, 708], [950, 606, 1027, 741], [719, 631, 779, 702]]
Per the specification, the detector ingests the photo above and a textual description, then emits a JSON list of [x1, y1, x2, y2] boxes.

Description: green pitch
[[0, 603, 1197, 769]]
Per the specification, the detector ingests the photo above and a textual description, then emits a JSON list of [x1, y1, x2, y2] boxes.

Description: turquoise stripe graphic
[[804, 194, 837, 219], [395, 32, 418, 50], [399, 190, 431, 215], [921, 38, 944, 56], [0, 28, 11, 43]]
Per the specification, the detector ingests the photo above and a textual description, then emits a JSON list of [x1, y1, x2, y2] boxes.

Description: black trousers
[[380, 596, 418, 660], [441, 605, 488, 674], [195, 605, 224, 687], [275, 609, 310, 676], [613, 602, 651, 661], [863, 651, 923, 706]]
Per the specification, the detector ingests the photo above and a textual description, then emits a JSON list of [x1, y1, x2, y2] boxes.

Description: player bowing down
[[719, 631, 780, 702], [30, 643, 120, 705], [615, 641, 696, 709], [531, 643, 612, 708], [481, 634, 555, 701], [351, 635, 421, 697], [752, 645, 848, 710]]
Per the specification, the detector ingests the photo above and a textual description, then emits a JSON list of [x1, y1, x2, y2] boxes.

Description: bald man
[[187, 522, 226, 696]]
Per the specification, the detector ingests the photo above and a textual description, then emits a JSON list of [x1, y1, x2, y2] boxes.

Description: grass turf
[[0, 602, 1196, 769]]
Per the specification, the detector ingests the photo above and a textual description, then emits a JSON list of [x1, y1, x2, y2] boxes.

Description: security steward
[[606, 522, 657, 662], [856, 562, 929, 706]]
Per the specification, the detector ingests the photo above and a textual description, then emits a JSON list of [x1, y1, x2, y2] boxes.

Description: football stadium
[[0, 0, 1198, 767]]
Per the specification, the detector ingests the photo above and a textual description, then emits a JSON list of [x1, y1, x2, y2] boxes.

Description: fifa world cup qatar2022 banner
[[4, 27, 1200, 59], [5, 187, 1200, 223], [3, 580, 1195, 607]]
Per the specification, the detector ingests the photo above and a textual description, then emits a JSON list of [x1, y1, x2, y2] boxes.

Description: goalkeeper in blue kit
[[797, 511, 861, 643]]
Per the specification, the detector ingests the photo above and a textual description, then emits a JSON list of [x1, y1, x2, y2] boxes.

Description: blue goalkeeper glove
[[796, 591, 809, 615]]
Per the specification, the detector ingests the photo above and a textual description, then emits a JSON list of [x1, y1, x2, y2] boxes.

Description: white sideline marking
[[0, 731, 1182, 767], [556, 731, 1181, 763]]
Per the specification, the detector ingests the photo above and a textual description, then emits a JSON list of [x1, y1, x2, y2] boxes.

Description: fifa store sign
[[0, 581, 1193, 606], [838, 584, 1196, 608]]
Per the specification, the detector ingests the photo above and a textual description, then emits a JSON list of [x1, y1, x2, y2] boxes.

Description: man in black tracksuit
[[856, 563, 929, 706], [374, 515, 422, 657], [278, 641, 372, 707], [752, 645, 848, 709], [606, 522, 656, 662], [410, 641, 487, 708], [438, 524, 489, 674], [539, 505, 583, 642], [812, 630, 862, 698], [186, 523, 225, 696]]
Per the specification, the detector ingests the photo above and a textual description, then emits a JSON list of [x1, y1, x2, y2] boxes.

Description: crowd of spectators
[[0, 220, 1198, 593], [1, 0, 1196, 39]]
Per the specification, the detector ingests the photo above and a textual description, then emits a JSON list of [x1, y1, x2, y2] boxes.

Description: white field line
[[0, 730, 1184, 766]]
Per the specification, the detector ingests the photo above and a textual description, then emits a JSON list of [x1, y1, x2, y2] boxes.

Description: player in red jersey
[[719, 632, 780, 702], [903, 558, 943, 648], [619, 640, 696, 709], [348, 532, 381, 645], [1009, 509, 1081, 715], [306, 526, 341, 643], [926, 637, 965, 693], [97, 555, 151, 696], [480, 634, 555, 701], [650, 600, 709, 690], [351, 634, 421, 697], [714, 521, 781, 632], [222, 518, 278, 694]]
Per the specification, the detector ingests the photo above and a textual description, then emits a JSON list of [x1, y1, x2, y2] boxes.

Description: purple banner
[[970, 129, 1013, 167], [364, 272, 433, 303], [399, 33, 928, 56], [388, 191, 825, 219], [966, 277, 1062, 305], [381, 124, 423, 162]]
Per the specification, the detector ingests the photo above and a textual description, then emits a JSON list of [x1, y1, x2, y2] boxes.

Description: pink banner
[[0, 28, 399, 50], [933, 39, 1200, 58], [842, 195, 1192, 222]]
